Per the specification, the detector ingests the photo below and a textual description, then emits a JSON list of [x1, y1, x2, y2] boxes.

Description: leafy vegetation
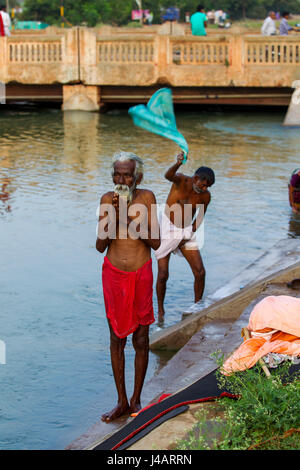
[[176, 355, 300, 450], [15, 0, 300, 27]]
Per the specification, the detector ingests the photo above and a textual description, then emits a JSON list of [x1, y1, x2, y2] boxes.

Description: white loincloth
[[155, 210, 198, 260]]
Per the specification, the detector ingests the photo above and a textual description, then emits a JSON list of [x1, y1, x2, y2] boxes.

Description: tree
[[19, 0, 300, 25], [21, 0, 134, 26]]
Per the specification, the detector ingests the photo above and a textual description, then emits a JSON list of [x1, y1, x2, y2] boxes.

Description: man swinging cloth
[[155, 152, 215, 321]]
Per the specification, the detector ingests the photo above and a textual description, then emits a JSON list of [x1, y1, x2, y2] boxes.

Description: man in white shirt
[[0, 6, 11, 36], [261, 11, 277, 36]]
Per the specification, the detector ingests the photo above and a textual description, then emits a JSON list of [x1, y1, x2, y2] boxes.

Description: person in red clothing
[[0, 5, 11, 36], [96, 151, 160, 422], [0, 9, 5, 36], [289, 169, 300, 214]]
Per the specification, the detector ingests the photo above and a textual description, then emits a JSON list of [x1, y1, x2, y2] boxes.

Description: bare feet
[[130, 398, 141, 415], [157, 310, 165, 325], [101, 402, 130, 422]]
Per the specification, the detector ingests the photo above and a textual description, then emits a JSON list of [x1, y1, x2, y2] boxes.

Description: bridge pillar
[[283, 81, 300, 126], [62, 84, 101, 111]]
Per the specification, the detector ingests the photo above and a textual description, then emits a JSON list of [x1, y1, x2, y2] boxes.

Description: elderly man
[[96, 151, 160, 422], [261, 11, 277, 35]]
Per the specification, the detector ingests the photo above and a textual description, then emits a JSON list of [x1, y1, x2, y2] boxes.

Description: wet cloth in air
[[222, 295, 300, 375], [155, 210, 198, 260], [128, 88, 188, 159], [102, 257, 155, 338]]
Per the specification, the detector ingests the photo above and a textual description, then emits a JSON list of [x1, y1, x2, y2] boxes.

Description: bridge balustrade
[[96, 36, 155, 64], [245, 37, 300, 65], [8, 40, 63, 63], [170, 37, 230, 65], [0, 30, 300, 88]]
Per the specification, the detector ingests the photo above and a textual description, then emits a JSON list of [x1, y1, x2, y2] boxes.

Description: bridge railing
[[0, 29, 79, 84], [96, 35, 156, 64], [244, 36, 300, 65], [170, 36, 230, 65], [8, 37, 63, 63], [1, 29, 300, 87]]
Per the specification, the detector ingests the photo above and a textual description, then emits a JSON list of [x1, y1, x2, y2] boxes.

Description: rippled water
[[0, 106, 300, 449]]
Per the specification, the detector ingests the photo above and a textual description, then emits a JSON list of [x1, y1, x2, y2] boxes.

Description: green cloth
[[128, 88, 188, 162], [190, 12, 207, 36]]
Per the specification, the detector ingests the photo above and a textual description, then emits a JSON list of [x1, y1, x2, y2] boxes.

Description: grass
[[124, 21, 143, 28], [175, 355, 300, 450], [207, 16, 300, 31], [231, 20, 263, 29]]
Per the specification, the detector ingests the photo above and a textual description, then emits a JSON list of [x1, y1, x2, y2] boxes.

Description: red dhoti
[[102, 256, 155, 338]]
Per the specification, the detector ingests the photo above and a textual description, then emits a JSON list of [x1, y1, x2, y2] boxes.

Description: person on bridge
[[261, 11, 277, 35], [289, 169, 300, 214], [155, 152, 215, 322], [207, 10, 215, 25], [279, 11, 300, 35], [96, 151, 160, 422], [190, 4, 208, 36], [0, 5, 11, 36], [0, 10, 4, 36]]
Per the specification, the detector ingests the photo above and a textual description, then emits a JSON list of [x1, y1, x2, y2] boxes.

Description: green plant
[[124, 21, 143, 28], [176, 353, 300, 450]]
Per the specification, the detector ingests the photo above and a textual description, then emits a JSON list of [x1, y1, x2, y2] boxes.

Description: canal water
[[0, 106, 300, 449]]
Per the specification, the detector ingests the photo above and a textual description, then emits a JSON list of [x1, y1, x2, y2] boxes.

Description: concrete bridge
[[1, 27, 300, 123]]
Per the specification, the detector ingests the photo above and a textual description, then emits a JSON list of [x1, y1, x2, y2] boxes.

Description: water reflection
[[63, 111, 100, 174], [225, 141, 249, 178], [0, 178, 12, 213]]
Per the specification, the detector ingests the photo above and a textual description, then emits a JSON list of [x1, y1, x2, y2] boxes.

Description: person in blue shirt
[[190, 5, 208, 36], [279, 11, 300, 35]]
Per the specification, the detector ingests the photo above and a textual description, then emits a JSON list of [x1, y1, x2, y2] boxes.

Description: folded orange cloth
[[222, 296, 300, 375], [248, 295, 300, 337]]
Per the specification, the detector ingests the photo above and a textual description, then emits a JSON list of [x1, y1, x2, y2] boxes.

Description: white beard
[[114, 183, 136, 203]]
